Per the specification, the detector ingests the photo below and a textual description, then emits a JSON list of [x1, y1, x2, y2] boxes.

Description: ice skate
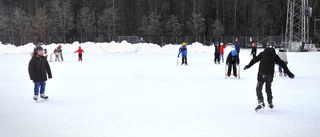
[[268, 100, 274, 109], [255, 101, 265, 112], [33, 95, 39, 101], [40, 94, 49, 99]]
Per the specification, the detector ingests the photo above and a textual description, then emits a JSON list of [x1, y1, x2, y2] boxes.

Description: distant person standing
[[177, 42, 188, 66], [74, 46, 84, 62], [57, 45, 63, 61], [235, 38, 241, 54], [251, 42, 257, 58], [219, 43, 226, 63], [214, 42, 221, 64], [277, 48, 288, 76]]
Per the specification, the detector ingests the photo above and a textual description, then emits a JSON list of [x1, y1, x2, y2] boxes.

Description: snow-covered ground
[[0, 42, 320, 137]]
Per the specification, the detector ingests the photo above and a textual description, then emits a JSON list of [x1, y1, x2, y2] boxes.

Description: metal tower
[[285, 0, 311, 51]]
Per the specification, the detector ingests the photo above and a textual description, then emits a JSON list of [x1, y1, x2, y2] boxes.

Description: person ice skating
[[28, 46, 52, 101], [214, 42, 221, 64], [74, 46, 84, 62], [54, 49, 59, 61], [178, 42, 188, 65], [277, 48, 288, 76], [57, 45, 63, 61], [251, 42, 257, 58], [226, 50, 239, 77], [243, 45, 295, 111], [220, 43, 226, 63]]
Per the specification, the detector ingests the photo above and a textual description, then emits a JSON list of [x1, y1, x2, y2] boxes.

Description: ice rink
[[0, 43, 320, 137]]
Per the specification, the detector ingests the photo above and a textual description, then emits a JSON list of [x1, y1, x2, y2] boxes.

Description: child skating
[[74, 46, 84, 62], [219, 43, 226, 63], [177, 42, 188, 66], [28, 46, 52, 101], [243, 45, 294, 112], [251, 42, 257, 58], [226, 50, 239, 77]]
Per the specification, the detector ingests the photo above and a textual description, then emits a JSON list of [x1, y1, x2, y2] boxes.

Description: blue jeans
[[34, 82, 46, 95], [220, 54, 224, 61], [278, 62, 288, 75]]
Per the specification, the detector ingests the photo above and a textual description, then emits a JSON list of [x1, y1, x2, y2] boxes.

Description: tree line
[[0, 0, 319, 45]]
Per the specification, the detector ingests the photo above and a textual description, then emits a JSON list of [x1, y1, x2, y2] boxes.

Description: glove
[[287, 72, 295, 79], [243, 65, 250, 70]]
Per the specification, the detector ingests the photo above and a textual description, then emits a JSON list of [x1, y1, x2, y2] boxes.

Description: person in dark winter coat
[[178, 42, 188, 65], [235, 39, 241, 54], [226, 50, 239, 77], [251, 42, 257, 58], [244, 45, 295, 111], [214, 42, 220, 64], [28, 46, 52, 101]]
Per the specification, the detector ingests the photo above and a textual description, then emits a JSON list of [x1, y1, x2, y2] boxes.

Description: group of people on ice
[[28, 45, 84, 101], [176, 39, 295, 111]]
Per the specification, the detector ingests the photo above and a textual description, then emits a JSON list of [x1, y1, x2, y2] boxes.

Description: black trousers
[[256, 78, 273, 103], [182, 56, 188, 65], [214, 53, 220, 63], [252, 54, 256, 58], [227, 64, 237, 75]]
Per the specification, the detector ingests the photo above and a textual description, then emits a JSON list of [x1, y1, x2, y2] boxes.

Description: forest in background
[[0, 0, 319, 45]]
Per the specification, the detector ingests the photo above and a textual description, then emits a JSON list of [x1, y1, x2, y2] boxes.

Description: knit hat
[[231, 50, 237, 56]]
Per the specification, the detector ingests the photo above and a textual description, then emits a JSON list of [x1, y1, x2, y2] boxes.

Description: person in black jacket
[[251, 42, 257, 58], [214, 42, 220, 64], [226, 50, 239, 77], [28, 46, 52, 101], [244, 45, 295, 111]]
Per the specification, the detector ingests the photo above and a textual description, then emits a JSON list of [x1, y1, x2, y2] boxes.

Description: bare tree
[[26, 8, 48, 43], [50, 0, 73, 43], [98, 7, 118, 39], [139, 12, 161, 36], [187, 12, 205, 41], [11, 7, 27, 46], [79, 6, 95, 41], [165, 14, 182, 37]]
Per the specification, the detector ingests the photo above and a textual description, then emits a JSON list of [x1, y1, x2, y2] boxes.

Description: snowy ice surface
[[0, 42, 320, 137]]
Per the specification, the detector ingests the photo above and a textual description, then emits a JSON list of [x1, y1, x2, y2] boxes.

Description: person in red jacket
[[219, 43, 227, 63], [74, 46, 84, 62]]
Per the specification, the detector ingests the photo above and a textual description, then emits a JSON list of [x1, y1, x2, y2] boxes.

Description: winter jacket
[[220, 45, 226, 54], [57, 47, 62, 53], [28, 55, 52, 82], [226, 52, 239, 64], [75, 48, 84, 54], [246, 48, 292, 82], [214, 45, 220, 54], [235, 42, 241, 53], [251, 46, 257, 55], [277, 50, 288, 62], [178, 46, 187, 57]]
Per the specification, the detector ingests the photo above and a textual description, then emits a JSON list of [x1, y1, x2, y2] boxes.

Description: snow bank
[[0, 41, 231, 54]]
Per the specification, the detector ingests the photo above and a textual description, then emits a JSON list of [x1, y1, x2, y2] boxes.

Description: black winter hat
[[34, 46, 44, 53]]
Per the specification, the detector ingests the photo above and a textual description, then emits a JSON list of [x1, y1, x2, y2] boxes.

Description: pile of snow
[[0, 41, 233, 54]]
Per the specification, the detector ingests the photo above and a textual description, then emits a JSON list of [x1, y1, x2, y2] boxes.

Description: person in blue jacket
[[178, 42, 188, 65], [226, 50, 239, 77]]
